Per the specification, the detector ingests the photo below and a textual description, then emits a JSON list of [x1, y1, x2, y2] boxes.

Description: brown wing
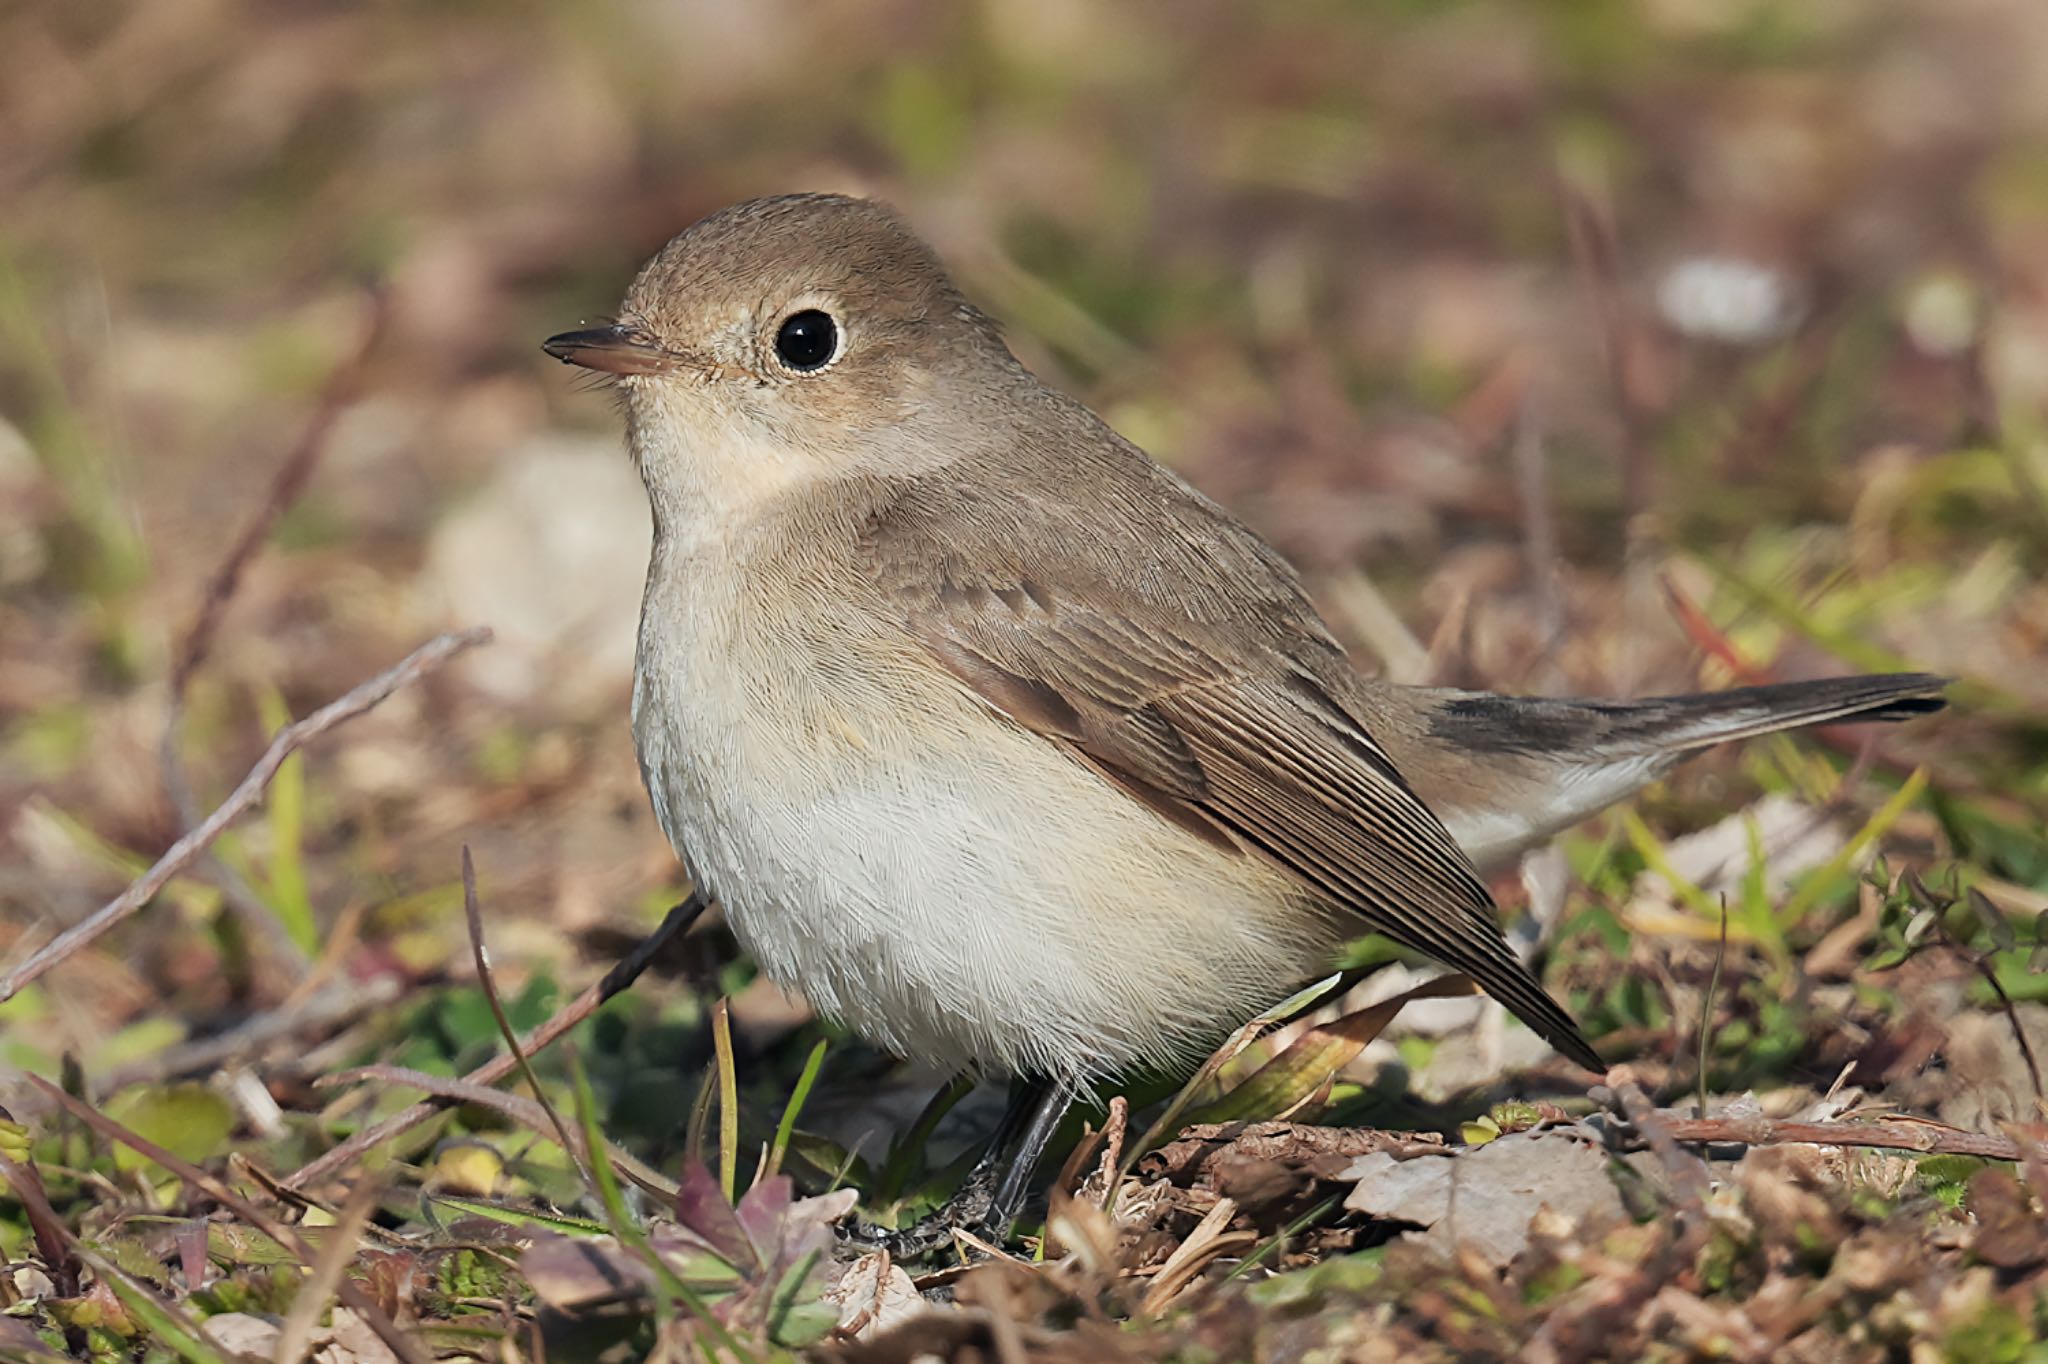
[[861, 489, 1602, 1072]]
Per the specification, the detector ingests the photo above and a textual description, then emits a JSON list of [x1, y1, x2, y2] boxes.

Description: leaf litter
[[5, 0, 2048, 1359]]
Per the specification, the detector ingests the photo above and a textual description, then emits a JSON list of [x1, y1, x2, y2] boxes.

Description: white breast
[[631, 543, 1334, 1084]]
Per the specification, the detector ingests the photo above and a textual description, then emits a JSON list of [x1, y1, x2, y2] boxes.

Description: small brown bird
[[544, 193, 1945, 1244]]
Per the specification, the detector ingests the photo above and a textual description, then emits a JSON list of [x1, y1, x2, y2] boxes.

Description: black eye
[[774, 309, 838, 371]]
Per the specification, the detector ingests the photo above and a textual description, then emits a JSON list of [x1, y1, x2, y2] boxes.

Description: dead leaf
[[520, 1232, 650, 1311], [1340, 1127, 1632, 1266], [198, 1313, 281, 1356], [826, 1252, 931, 1340], [313, 1308, 404, 1364]]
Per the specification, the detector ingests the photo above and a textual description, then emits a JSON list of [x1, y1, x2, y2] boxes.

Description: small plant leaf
[[103, 1085, 235, 1176], [674, 1160, 756, 1270]]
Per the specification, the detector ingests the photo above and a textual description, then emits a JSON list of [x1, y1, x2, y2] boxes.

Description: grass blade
[[255, 687, 319, 956], [766, 1040, 827, 1184], [567, 1048, 751, 1359], [1778, 769, 1930, 927], [712, 997, 739, 1205], [877, 1073, 973, 1204]]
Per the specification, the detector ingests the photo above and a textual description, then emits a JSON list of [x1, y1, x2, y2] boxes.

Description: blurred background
[[4, 0, 2046, 1144]]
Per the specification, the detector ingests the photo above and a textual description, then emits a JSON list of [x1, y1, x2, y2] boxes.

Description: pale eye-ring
[[773, 309, 839, 371]]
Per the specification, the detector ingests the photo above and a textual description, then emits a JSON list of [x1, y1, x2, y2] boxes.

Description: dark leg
[[986, 1077, 1073, 1234], [844, 1076, 1076, 1259]]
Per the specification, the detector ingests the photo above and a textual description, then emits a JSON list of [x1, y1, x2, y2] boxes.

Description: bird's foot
[[838, 1163, 1005, 1261]]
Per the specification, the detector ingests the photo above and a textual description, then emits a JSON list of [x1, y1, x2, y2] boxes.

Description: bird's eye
[[773, 309, 839, 372]]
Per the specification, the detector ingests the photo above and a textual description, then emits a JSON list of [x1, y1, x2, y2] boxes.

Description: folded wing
[[862, 488, 1603, 1072]]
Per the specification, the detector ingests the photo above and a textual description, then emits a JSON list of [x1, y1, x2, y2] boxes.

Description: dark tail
[[1412, 672, 1950, 870], [1593, 672, 1949, 756]]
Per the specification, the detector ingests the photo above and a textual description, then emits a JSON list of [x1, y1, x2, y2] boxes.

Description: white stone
[[418, 435, 649, 705]]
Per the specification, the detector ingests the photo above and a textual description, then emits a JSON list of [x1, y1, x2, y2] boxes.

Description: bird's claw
[[838, 1165, 1003, 1261]]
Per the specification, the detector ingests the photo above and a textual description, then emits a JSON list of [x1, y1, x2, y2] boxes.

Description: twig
[[0, 628, 490, 1004], [158, 289, 391, 975], [1140, 1196, 1251, 1315], [1321, 571, 1432, 686], [462, 846, 593, 1191], [1510, 387, 1566, 679], [1696, 901, 1727, 1122], [274, 1173, 384, 1364], [1610, 1078, 1710, 1211], [100, 976, 401, 1090], [1660, 573, 1770, 685], [1096, 1096, 1129, 1200], [283, 889, 709, 1190], [1627, 1110, 2038, 1163], [1559, 175, 1652, 525], [309, 1063, 678, 1201], [0, 1151, 81, 1297], [1884, 871, 2043, 1106], [1042, 1097, 1128, 1260], [1944, 887, 2045, 1104], [165, 292, 389, 703], [1970, 953, 2045, 1103]]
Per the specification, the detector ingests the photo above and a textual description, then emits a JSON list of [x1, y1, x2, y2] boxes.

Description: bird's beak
[[541, 325, 682, 377]]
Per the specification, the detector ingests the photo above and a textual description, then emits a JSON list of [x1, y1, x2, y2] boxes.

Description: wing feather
[[862, 486, 1602, 1072]]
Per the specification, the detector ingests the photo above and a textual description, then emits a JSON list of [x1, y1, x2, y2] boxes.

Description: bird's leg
[[984, 1076, 1074, 1234], [843, 1076, 1075, 1259]]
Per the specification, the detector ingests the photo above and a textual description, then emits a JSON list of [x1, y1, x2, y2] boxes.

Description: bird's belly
[[632, 628, 1332, 1083]]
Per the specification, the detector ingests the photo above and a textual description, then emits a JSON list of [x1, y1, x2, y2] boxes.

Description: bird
[[542, 192, 1946, 1248]]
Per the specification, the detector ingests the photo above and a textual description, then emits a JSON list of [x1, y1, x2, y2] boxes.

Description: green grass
[[2, 0, 2045, 1355]]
